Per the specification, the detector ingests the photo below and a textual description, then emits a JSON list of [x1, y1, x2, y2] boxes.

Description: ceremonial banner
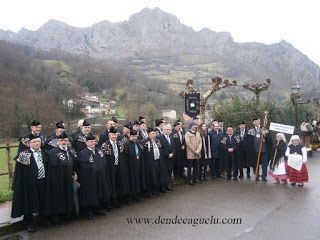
[[185, 92, 200, 118], [269, 122, 295, 134]]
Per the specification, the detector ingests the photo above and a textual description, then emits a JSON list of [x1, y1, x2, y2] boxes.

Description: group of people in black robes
[[11, 116, 274, 233]]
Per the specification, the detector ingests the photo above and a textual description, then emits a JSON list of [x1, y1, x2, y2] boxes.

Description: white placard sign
[[269, 122, 295, 134]]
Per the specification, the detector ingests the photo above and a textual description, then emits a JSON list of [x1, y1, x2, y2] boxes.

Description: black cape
[[11, 149, 48, 218], [77, 148, 111, 207], [101, 140, 130, 199], [44, 147, 77, 216], [142, 138, 168, 187], [124, 140, 146, 195]]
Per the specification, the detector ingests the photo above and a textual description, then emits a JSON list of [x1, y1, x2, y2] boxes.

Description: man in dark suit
[[97, 119, 115, 147], [17, 119, 46, 154], [208, 122, 223, 178], [247, 117, 273, 181], [237, 121, 251, 179], [12, 135, 48, 232], [72, 120, 91, 154], [101, 127, 129, 207], [172, 121, 186, 178], [159, 124, 175, 191], [220, 126, 240, 181], [44, 120, 66, 152]]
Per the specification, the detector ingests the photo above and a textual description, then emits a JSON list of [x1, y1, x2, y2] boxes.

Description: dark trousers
[[254, 152, 268, 178], [226, 154, 238, 180], [111, 165, 121, 201], [187, 159, 199, 182], [211, 157, 220, 177], [200, 158, 210, 180]]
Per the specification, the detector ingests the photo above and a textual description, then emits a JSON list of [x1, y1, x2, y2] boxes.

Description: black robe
[[44, 133, 59, 152], [142, 138, 168, 187], [44, 147, 77, 216], [101, 140, 130, 199], [77, 148, 111, 208], [72, 133, 87, 154], [220, 135, 239, 171], [17, 133, 46, 154], [172, 131, 186, 176], [236, 129, 250, 169], [246, 128, 272, 168], [11, 149, 48, 218], [124, 140, 146, 195], [97, 130, 109, 148]]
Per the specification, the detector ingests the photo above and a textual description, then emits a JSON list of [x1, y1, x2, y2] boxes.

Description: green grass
[[0, 147, 17, 203]]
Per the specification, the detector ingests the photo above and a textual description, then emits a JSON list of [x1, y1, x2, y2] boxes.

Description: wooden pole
[[5, 140, 14, 185], [254, 111, 269, 180], [271, 139, 280, 169]]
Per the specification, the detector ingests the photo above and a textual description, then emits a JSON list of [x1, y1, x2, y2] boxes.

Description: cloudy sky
[[1, 0, 319, 65]]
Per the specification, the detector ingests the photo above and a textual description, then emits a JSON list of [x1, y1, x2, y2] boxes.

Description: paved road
[[2, 152, 320, 240]]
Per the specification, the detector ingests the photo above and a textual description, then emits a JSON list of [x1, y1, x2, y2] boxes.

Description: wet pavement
[[1, 152, 319, 240]]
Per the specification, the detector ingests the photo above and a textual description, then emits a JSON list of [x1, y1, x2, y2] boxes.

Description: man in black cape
[[72, 120, 91, 154], [77, 133, 111, 219], [142, 128, 168, 196], [44, 120, 66, 152], [11, 135, 49, 232], [124, 130, 146, 202], [247, 117, 272, 181], [97, 119, 115, 147], [17, 119, 46, 154], [100, 127, 130, 208], [44, 132, 78, 226]]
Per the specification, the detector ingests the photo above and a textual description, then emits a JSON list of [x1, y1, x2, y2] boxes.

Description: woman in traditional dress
[[285, 135, 308, 187], [268, 133, 288, 184]]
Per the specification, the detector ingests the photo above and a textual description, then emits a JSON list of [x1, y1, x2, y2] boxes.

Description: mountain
[[1, 7, 319, 99]]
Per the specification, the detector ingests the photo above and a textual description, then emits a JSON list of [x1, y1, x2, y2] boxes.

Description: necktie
[[153, 141, 160, 160], [36, 152, 45, 179], [112, 141, 119, 165], [134, 144, 139, 159], [166, 135, 171, 145], [179, 132, 182, 143]]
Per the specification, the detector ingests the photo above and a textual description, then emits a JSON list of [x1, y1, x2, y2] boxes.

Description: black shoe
[[94, 209, 106, 216], [112, 202, 121, 208], [195, 180, 199, 184], [290, 182, 296, 186], [262, 177, 267, 182], [189, 181, 194, 185], [132, 196, 142, 202], [165, 187, 173, 191], [227, 178, 231, 181], [247, 175, 251, 179], [233, 178, 238, 181], [27, 225, 35, 233], [160, 189, 166, 193], [86, 211, 94, 220], [239, 174, 244, 179], [255, 177, 260, 181], [152, 192, 160, 196], [205, 177, 208, 181], [146, 193, 152, 198]]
